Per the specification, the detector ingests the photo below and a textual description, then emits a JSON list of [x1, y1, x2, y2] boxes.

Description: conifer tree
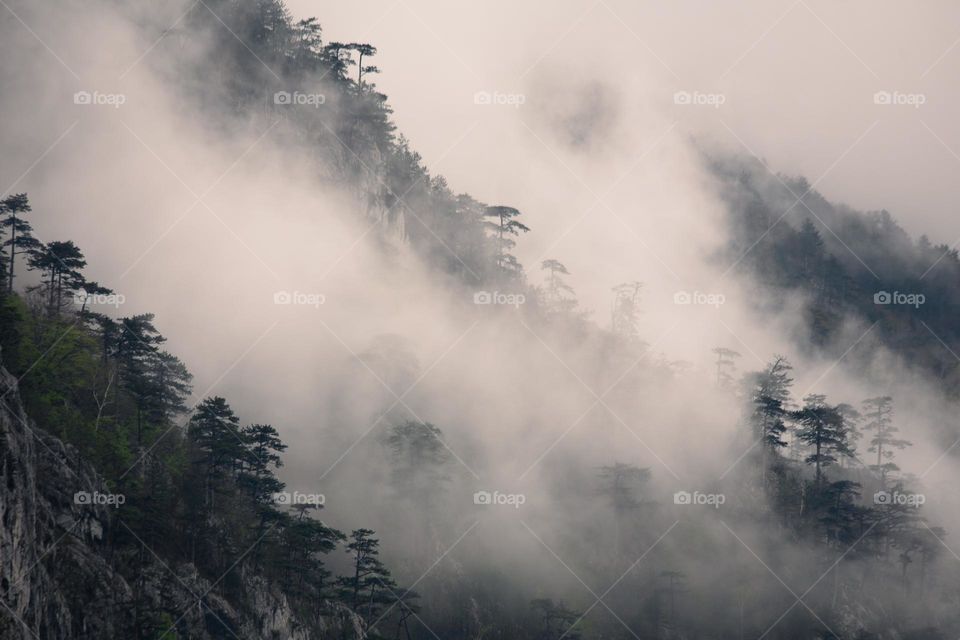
[[387, 420, 449, 506], [484, 205, 529, 280], [240, 423, 287, 503], [337, 529, 397, 622], [862, 396, 911, 486], [711, 347, 742, 388], [188, 396, 247, 513], [27, 240, 87, 314], [75, 280, 114, 315], [114, 314, 166, 444], [147, 351, 193, 424], [0, 193, 41, 293], [541, 259, 575, 313], [348, 43, 379, 88], [746, 356, 794, 487], [794, 394, 853, 488]]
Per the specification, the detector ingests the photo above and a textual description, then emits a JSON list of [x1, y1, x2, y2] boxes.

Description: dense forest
[[2, 0, 960, 639]]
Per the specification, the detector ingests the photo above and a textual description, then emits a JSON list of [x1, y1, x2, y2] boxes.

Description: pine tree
[[348, 43, 379, 88], [240, 423, 287, 503], [187, 397, 247, 514], [322, 41, 356, 81], [27, 240, 87, 314], [387, 420, 449, 505], [278, 505, 344, 604], [147, 351, 193, 425], [746, 356, 794, 488], [484, 205, 529, 280], [794, 394, 853, 488], [540, 259, 575, 313], [114, 314, 166, 445], [835, 403, 862, 468], [711, 347, 742, 388], [0, 194, 41, 293], [818, 480, 863, 548], [337, 529, 397, 623], [75, 280, 114, 315], [862, 396, 911, 486]]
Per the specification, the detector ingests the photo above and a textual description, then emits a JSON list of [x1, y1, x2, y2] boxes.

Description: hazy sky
[[289, 0, 960, 245]]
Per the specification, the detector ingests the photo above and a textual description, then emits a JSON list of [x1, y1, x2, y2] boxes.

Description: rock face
[[0, 365, 311, 639]]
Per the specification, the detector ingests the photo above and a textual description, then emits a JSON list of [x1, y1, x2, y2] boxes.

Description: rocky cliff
[[0, 363, 314, 639]]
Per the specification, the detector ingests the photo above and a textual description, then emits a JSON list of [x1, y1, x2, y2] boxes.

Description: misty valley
[[2, 1, 960, 639]]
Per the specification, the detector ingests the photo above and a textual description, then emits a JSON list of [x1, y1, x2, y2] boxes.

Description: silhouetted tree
[[147, 351, 192, 424], [337, 529, 397, 623], [794, 394, 853, 488], [239, 423, 287, 504], [484, 205, 529, 280], [712, 346, 742, 388], [348, 43, 379, 88], [387, 420, 449, 505], [188, 397, 246, 515], [746, 356, 794, 488], [114, 314, 166, 444], [29, 240, 87, 314], [836, 402, 862, 468], [862, 396, 911, 486], [0, 193, 40, 293], [541, 259, 575, 313]]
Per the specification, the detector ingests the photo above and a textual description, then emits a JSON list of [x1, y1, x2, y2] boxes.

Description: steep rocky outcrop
[[0, 364, 314, 639]]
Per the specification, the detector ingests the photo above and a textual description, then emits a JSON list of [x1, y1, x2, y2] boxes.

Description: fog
[[3, 0, 960, 636], [290, 0, 960, 243]]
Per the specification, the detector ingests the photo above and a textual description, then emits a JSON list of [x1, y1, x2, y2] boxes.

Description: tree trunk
[[7, 216, 15, 293]]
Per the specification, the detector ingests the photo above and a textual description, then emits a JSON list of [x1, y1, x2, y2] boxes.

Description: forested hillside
[[165, 0, 511, 286], [713, 154, 960, 399], [2, 0, 960, 639]]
